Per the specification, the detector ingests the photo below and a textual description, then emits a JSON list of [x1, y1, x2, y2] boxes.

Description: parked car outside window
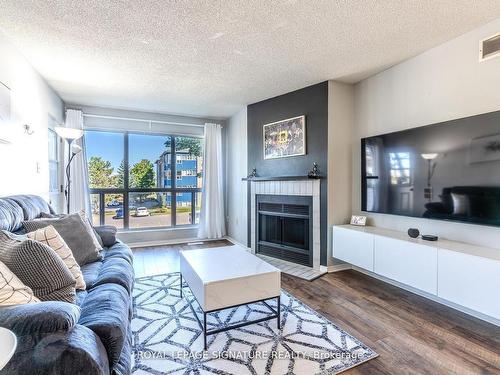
[[134, 207, 150, 217], [113, 208, 124, 219]]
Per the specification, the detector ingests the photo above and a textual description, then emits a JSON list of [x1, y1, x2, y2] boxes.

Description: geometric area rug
[[132, 273, 378, 374]]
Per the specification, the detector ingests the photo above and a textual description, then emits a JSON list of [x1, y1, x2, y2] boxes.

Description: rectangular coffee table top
[[180, 245, 279, 284]]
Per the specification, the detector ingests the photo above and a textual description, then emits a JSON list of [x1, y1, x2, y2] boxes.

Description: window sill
[[116, 225, 200, 248], [117, 225, 198, 233]]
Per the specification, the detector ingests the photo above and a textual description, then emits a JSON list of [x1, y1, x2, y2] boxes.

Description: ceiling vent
[[479, 33, 500, 61]]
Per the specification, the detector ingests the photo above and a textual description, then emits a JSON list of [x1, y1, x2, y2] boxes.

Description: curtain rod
[[82, 113, 206, 128]]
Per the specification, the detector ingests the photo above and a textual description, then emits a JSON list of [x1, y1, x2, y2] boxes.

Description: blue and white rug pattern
[[132, 273, 377, 374]]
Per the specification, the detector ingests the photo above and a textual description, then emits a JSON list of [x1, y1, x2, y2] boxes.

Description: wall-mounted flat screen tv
[[361, 110, 500, 227]]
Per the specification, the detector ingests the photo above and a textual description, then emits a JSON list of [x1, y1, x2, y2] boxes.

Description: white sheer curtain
[[198, 123, 226, 239], [65, 109, 91, 216]]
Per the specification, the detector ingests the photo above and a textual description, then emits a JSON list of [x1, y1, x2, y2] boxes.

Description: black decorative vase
[[407, 228, 420, 239]]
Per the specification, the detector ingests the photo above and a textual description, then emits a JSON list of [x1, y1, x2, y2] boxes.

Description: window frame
[[87, 129, 202, 231], [48, 127, 60, 194], [388, 151, 411, 186]]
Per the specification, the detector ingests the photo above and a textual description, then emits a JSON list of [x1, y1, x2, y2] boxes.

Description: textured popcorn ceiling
[[1, 1, 500, 118]]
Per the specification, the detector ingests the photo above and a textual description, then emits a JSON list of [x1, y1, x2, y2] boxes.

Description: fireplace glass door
[[282, 217, 308, 250], [259, 214, 309, 250]]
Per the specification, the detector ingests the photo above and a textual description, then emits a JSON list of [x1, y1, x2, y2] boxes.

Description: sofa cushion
[[9, 195, 53, 221], [23, 213, 103, 266], [94, 225, 117, 248], [78, 283, 130, 368], [0, 300, 80, 336], [113, 329, 132, 375], [75, 289, 88, 307], [0, 231, 76, 303], [0, 198, 24, 232], [81, 257, 134, 295], [103, 242, 133, 265], [80, 261, 102, 291], [4, 324, 110, 375]]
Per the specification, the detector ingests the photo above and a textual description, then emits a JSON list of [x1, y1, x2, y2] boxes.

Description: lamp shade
[[421, 153, 438, 160], [54, 126, 83, 141], [71, 143, 82, 154]]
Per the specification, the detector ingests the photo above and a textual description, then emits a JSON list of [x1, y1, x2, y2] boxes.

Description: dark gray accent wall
[[247, 81, 329, 265]]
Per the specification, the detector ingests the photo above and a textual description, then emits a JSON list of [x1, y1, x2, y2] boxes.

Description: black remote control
[[422, 234, 438, 241]]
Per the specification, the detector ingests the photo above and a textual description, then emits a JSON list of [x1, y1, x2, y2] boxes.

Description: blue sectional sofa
[[0, 195, 134, 375]]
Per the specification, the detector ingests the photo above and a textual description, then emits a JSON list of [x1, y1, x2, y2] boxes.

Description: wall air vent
[[479, 33, 500, 61]]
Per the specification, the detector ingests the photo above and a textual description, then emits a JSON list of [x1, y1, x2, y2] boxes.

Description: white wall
[[327, 81, 354, 265], [226, 107, 248, 245], [353, 18, 500, 249], [0, 32, 64, 201]]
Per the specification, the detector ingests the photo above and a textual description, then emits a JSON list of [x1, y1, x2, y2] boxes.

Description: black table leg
[[277, 295, 281, 329], [180, 273, 183, 298], [181, 276, 279, 351], [203, 311, 207, 350]]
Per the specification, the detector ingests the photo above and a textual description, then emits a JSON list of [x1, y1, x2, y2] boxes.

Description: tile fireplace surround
[[250, 179, 321, 270]]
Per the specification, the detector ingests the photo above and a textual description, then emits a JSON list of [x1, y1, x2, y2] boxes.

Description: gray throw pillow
[[22, 213, 103, 266], [0, 231, 76, 303], [40, 211, 104, 247]]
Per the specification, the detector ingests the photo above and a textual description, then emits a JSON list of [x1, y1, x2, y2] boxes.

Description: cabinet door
[[438, 249, 500, 320], [374, 236, 437, 295], [333, 227, 374, 271]]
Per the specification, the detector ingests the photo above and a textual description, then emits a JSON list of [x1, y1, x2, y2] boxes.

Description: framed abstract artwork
[[263, 115, 306, 160], [469, 133, 500, 163]]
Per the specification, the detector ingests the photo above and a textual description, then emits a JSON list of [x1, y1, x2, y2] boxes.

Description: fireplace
[[256, 194, 312, 266]]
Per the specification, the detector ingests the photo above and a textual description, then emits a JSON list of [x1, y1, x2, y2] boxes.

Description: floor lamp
[[421, 153, 438, 202], [55, 127, 84, 214]]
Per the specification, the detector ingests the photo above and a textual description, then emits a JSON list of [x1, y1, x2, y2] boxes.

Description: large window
[[85, 130, 203, 230]]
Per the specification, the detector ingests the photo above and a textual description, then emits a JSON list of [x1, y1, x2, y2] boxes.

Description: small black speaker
[[407, 228, 420, 238]]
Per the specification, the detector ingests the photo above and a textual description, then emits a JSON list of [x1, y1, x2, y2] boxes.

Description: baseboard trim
[[320, 264, 352, 273], [351, 266, 500, 327], [224, 236, 251, 250]]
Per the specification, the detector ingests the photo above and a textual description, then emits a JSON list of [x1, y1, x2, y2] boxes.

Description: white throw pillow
[[27, 225, 86, 290], [0, 260, 39, 306]]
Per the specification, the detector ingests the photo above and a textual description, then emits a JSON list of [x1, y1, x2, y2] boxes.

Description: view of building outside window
[[85, 130, 202, 229]]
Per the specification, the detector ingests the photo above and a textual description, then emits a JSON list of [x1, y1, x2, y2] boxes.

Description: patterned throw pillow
[[0, 231, 76, 303], [27, 225, 86, 290], [0, 260, 39, 306]]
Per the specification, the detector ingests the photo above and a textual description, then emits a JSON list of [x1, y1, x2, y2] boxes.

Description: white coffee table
[[0, 327, 17, 370], [180, 246, 281, 350]]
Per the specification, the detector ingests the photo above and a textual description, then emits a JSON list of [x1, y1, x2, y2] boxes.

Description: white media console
[[332, 225, 500, 325]]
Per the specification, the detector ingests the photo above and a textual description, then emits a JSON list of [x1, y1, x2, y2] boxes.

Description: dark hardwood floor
[[133, 240, 500, 374]]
